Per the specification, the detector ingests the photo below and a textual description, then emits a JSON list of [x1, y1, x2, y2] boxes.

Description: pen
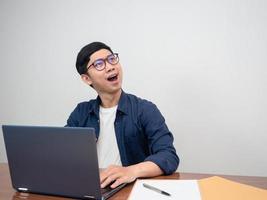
[[143, 183, 171, 196]]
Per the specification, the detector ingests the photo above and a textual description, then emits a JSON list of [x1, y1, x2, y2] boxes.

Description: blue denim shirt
[[66, 91, 179, 175]]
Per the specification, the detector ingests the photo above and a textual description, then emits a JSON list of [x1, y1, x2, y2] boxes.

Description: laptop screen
[[3, 125, 112, 199]]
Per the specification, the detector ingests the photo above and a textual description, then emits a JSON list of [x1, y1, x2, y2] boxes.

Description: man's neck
[[99, 89, 122, 108]]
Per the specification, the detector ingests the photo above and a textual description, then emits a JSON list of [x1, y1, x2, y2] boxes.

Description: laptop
[[2, 125, 126, 199]]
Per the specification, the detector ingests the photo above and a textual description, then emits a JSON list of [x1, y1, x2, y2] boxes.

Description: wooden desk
[[1, 163, 267, 200]]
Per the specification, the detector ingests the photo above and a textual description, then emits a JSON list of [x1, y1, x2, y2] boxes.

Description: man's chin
[[97, 86, 122, 95]]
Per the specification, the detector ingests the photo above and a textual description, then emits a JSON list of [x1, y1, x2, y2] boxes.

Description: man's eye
[[108, 56, 116, 63], [94, 60, 104, 67]]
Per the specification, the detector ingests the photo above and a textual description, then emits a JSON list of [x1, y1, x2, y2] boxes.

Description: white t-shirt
[[97, 105, 122, 168]]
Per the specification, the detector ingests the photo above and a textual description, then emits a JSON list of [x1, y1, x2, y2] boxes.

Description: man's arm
[[140, 101, 179, 174]]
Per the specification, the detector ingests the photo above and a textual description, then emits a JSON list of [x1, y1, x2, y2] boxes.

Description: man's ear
[[81, 74, 93, 86]]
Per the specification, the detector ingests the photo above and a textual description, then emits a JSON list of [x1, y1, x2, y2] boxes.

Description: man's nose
[[105, 62, 115, 72]]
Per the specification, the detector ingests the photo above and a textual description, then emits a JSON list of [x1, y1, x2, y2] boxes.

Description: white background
[[0, 0, 266, 176]]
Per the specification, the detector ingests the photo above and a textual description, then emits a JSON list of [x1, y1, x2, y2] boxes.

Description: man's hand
[[100, 161, 163, 189], [100, 165, 137, 188]]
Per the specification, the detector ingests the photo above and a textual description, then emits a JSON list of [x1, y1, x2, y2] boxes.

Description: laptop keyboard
[[101, 181, 127, 197], [101, 186, 113, 194]]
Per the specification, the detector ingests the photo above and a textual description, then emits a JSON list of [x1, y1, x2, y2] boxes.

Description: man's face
[[82, 49, 123, 95]]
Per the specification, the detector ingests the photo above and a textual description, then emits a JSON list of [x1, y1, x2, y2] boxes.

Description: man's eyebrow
[[92, 54, 113, 63]]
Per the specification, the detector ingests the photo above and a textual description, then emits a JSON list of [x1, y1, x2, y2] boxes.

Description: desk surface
[[1, 163, 267, 200]]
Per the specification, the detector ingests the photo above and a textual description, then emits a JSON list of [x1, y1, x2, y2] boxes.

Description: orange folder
[[198, 176, 267, 200]]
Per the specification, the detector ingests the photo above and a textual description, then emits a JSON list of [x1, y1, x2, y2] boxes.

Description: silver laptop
[[2, 125, 126, 199]]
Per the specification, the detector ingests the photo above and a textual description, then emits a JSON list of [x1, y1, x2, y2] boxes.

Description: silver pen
[[143, 183, 171, 196]]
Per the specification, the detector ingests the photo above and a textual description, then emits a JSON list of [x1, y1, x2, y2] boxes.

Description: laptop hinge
[[18, 187, 28, 191], [84, 195, 96, 199], [83, 195, 104, 200]]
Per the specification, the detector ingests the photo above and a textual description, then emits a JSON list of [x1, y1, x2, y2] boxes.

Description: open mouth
[[107, 74, 118, 82]]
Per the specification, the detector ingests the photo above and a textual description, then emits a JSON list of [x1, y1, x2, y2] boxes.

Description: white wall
[[0, 0, 266, 176]]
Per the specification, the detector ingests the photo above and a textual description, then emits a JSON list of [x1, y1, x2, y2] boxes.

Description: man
[[66, 42, 179, 189]]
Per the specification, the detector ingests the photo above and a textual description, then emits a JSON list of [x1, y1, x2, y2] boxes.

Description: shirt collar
[[117, 90, 128, 115], [88, 89, 128, 116]]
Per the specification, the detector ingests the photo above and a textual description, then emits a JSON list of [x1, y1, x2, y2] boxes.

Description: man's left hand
[[100, 165, 137, 188]]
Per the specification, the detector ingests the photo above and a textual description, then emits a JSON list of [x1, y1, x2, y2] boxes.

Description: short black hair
[[75, 42, 113, 75]]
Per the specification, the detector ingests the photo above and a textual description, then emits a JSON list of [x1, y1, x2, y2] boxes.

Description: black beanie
[[76, 42, 113, 75]]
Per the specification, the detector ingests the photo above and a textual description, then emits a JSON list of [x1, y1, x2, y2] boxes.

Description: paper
[[128, 179, 201, 200], [198, 176, 267, 200]]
